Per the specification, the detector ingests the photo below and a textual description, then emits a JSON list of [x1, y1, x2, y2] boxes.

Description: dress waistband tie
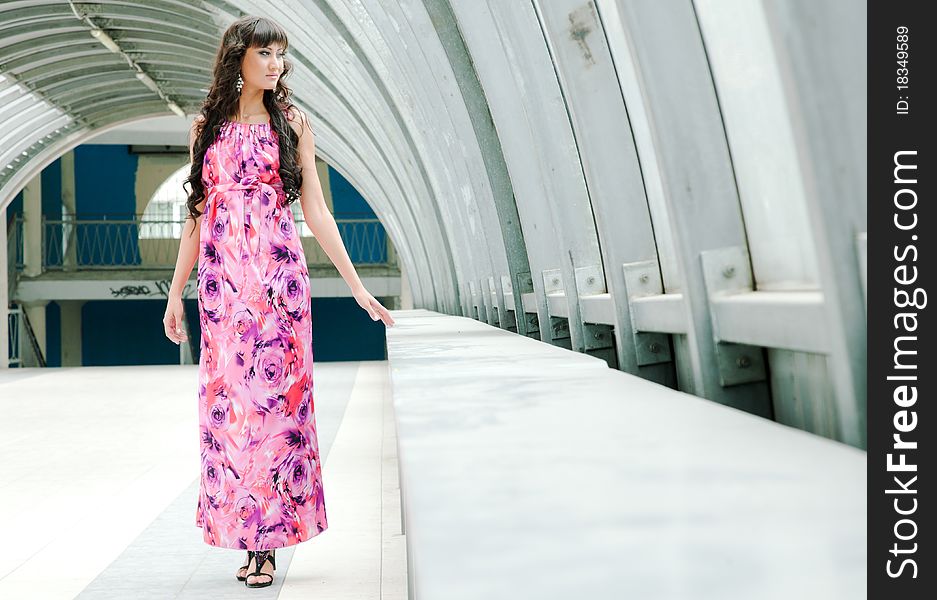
[[210, 174, 279, 259]]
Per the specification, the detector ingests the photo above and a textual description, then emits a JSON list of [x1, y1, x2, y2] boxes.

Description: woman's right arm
[[163, 118, 205, 345]]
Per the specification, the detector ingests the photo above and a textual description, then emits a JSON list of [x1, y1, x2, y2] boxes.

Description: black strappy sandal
[[236, 551, 254, 581], [245, 548, 276, 588]]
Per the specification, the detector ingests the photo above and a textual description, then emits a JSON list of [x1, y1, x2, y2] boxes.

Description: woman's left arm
[[292, 109, 395, 327]]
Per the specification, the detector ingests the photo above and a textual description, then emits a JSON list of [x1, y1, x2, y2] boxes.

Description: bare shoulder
[[190, 114, 206, 138], [189, 115, 205, 161], [285, 106, 312, 137]]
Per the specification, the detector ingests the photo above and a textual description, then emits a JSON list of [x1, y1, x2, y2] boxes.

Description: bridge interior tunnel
[[0, 0, 866, 449]]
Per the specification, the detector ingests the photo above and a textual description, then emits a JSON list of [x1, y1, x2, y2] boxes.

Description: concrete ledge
[[386, 309, 866, 599]]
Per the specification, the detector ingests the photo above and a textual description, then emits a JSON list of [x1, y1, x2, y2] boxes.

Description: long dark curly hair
[[183, 16, 304, 234]]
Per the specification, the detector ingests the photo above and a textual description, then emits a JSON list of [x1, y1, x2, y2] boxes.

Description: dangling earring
[[236, 73, 243, 94]]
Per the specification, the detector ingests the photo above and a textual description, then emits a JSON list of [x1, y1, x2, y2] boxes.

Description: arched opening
[[140, 164, 314, 240]]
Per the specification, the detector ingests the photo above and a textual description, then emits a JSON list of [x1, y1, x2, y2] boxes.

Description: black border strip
[[869, 1, 933, 596]]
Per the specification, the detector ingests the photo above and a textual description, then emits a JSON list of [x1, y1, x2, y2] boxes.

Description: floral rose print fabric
[[194, 118, 328, 550]]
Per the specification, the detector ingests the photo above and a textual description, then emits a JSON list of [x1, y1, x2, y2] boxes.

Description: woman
[[162, 15, 395, 589]]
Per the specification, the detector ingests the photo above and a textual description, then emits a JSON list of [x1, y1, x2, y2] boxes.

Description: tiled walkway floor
[[0, 361, 406, 599]]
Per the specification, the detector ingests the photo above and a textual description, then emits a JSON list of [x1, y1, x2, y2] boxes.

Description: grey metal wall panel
[[761, 0, 867, 448], [693, 0, 838, 440], [421, 0, 532, 332], [534, 0, 674, 380], [450, 0, 605, 352], [694, 0, 820, 290], [610, 0, 772, 416]]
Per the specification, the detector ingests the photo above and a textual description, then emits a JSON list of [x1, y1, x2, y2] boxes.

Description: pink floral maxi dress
[[194, 118, 328, 550]]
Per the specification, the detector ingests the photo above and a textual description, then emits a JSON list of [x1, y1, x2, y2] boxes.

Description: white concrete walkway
[[387, 309, 866, 600], [0, 361, 406, 599]]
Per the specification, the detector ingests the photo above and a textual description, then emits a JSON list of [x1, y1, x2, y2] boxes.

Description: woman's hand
[[352, 285, 395, 327], [163, 294, 189, 345]]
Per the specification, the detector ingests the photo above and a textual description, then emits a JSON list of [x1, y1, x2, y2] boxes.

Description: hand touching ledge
[[352, 286, 396, 327]]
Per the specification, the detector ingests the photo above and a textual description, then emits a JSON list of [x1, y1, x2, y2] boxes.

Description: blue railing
[[8, 212, 394, 271]]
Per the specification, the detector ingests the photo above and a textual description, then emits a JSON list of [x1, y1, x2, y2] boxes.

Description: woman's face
[[240, 42, 286, 91]]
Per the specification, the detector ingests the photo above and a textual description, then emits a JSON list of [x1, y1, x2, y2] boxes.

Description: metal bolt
[[722, 266, 735, 278], [640, 274, 649, 283], [736, 355, 751, 368], [648, 342, 660, 353], [552, 278, 559, 285], [587, 276, 595, 285]]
